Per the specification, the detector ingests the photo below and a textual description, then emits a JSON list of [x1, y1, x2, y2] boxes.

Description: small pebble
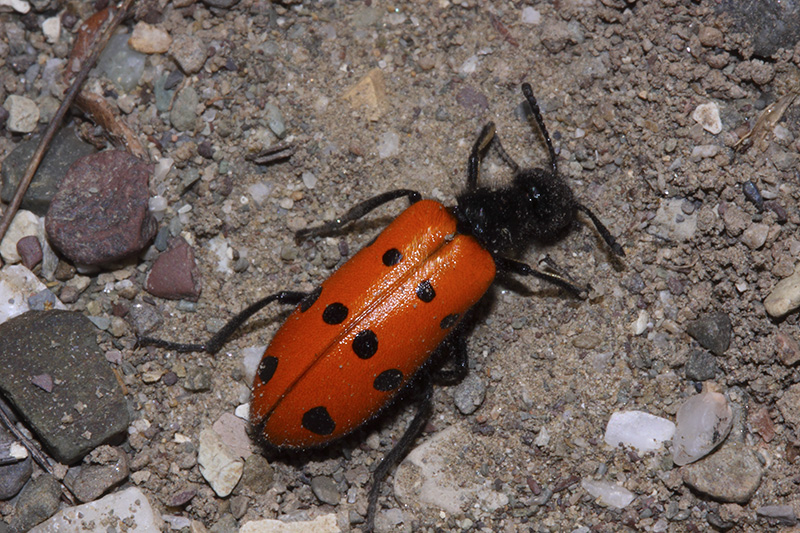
[[311, 476, 340, 506], [764, 266, 800, 318], [4, 95, 39, 133], [692, 102, 722, 134], [128, 22, 171, 54], [686, 312, 731, 356], [741, 223, 769, 250], [453, 374, 486, 415], [170, 35, 207, 74]]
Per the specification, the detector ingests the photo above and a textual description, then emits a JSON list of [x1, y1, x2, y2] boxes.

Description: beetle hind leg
[[138, 290, 309, 354]]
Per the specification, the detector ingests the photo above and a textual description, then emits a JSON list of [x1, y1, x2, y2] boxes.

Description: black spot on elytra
[[302, 406, 336, 435], [352, 330, 378, 359], [416, 280, 436, 303], [382, 248, 402, 266], [299, 287, 322, 312], [322, 302, 348, 324], [440, 313, 460, 330], [257, 356, 278, 384], [373, 369, 403, 392]]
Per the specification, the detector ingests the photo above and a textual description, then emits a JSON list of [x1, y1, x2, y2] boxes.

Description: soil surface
[[3, 0, 800, 531]]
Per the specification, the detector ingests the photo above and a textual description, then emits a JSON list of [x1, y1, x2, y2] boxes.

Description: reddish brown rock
[[16, 235, 42, 269], [45, 151, 157, 266], [145, 237, 201, 301]]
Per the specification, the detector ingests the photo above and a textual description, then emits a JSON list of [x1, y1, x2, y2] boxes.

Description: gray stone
[[170, 86, 199, 131], [681, 442, 762, 503], [686, 312, 732, 356], [0, 311, 130, 464], [685, 350, 719, 381], [9, 475, 61, 531], [311, 475, 340, 506]]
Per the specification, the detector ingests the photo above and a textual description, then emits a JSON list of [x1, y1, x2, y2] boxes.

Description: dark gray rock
[[718, 0, 800, 58], [686, 312, 732, 356], [685, 350, 719, 381], [0, 423, 32, 500], [9, 474, 61, 531], [0, 311, 130, 464], [0, 125, 97, 215]]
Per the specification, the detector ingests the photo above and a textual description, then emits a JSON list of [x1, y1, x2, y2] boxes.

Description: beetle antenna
[[576, 203, 626, 257], [521, 83, 557, 176]]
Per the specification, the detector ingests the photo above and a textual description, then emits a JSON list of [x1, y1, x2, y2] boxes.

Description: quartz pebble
[[581, 479, 635, 509], [672, 390, 733, 466], [604, 411, 675, 453], [4, 95, 39, 133]]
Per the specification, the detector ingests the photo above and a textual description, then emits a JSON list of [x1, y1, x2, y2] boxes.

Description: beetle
[[140, 83, 624, 532]]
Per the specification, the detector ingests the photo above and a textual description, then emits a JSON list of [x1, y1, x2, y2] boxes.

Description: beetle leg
[[296, 189, 422, 240], [432, 318, 471, 385], [138, 290, 309, 354], [467, 122, 497, 190], [494, 256, 589, 298], [366, 384, 433, 533]]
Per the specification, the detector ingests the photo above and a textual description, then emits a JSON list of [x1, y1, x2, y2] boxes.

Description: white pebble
[[692, 102, 722, 134], [0, 209, 40, 264], [690, 144, 720, 160], [4, 95, 39, 133], [197, 429, 243, 497], [377, 130, 400, 159], [632, 309, 649, 335], [581, 479, 635, 509], [604, 411, 675, 453], [302, 171, 317, 189], [672, 390, 732, 466], [521, 6, 541, 24], [247, 182, 274, 205], [42, 16, 60, 43], [459, 55, 479, 75]]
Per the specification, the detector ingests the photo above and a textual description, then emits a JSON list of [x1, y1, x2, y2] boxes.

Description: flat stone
[[681, 442, 762, 504], [46, 150, 157, 266], [0, 311, 129, 464], [29, 487, 163, 532], [197, 428, 243, 497], [239, 514, 340, 533], [64, 446, 129, 502], [145, 237, 201, 301], [170, 86, 199, 131], [394, 424, 507, 516], [170, 35, 207, 75], [311, 476, 341, 506], [342, 68, 387, 121], [0, 125, 97, 215]]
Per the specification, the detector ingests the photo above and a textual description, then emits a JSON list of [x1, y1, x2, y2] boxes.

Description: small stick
[[0, 404, 77, 505], [0, 0, 135, 243]]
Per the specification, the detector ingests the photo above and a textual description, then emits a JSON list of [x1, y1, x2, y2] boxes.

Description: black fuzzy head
[[454, 167, 577, 256]]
